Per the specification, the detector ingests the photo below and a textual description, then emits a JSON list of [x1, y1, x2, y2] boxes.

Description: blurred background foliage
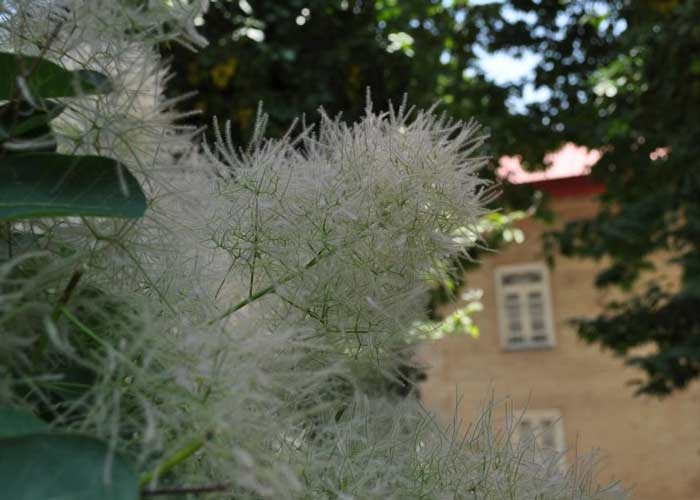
[[164, 0, 521, 151], [163, 0, 700, 396]]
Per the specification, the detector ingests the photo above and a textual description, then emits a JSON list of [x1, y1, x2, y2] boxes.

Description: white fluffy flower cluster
[[0, 2, 629, 499], [206, 104, 490, 359]]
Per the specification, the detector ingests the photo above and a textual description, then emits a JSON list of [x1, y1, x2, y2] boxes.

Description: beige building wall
[[418, 191, 700, 500]]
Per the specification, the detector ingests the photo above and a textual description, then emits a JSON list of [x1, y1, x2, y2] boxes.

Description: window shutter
[[527, 290, 547, 343], [495, 263, 555, 349], [505, 292, 524, 344]]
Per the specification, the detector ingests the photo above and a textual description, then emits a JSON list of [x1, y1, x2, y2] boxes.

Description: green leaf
[[0, 100, 65, 142], [0, 153, 147, 220], [0, 433, 139, 500], [1, 128, 57, 154], [0, 52, 112, 100], [0, 407, 48, 439]]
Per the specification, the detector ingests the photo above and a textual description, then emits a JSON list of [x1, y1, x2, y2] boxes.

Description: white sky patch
[[507, 84, 552, 114], [442, 0, 551, 111], [474, 45, 540, 86]]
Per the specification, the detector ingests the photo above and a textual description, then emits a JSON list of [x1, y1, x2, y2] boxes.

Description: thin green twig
[[33, 269, 83, 366], [51, 269, 83, 321], [139, 437, 206, 487], [209, 248, 332, 325]]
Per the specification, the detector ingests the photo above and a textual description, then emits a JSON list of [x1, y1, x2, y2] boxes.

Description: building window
[[511, 409, 566, 470], [494, 262, 556, 350]]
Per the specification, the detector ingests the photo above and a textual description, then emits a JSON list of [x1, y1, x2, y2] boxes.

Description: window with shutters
[[511, 409, 566, 471], [494, 263, 556, 350]]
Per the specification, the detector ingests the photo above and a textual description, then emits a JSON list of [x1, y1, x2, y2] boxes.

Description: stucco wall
[[418, 192, 700, 500]]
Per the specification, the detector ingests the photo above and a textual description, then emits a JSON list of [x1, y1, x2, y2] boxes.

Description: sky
[[456, 0, 550, 112], [462, 0, 540, 85], [476, 48, 540, 86]]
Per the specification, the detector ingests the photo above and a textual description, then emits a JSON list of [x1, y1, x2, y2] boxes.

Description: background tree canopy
[[164, 0, 700, 396]]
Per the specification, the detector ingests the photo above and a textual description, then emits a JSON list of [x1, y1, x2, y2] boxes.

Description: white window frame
[[510, 409, 566, 471], [494, 262, 556, 350]]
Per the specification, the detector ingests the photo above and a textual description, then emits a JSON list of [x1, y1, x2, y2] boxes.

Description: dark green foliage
[[0, 100, 65, 143], [0, 52, 112, 100], [575, 288, 700, 395], [0, 434, 139, 500], [0, 407, 48, 438], [0, 154, 147, 220], [161, 0, 530, 156], [0, 409, 138, 499]]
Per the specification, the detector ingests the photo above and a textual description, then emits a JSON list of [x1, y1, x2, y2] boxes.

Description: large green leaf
[[0, 52, 112, 100], [0, 153, 147, 220], [0, 407, 48, 439], [0, 433, 139, 500]]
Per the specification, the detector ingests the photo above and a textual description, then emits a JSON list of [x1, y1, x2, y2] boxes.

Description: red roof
[[495, 143, 669, 198], [497, 143, 602, 184]]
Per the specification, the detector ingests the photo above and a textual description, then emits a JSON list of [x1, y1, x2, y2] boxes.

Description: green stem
[[139, 437, 205, 487], [33, 270, 83, 367], [208, 283, 275, 325], [51, 269, 83, 321], [59, 306, 107, 347], [59, 306, 133, 366], [209, 248, 332, 325]]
